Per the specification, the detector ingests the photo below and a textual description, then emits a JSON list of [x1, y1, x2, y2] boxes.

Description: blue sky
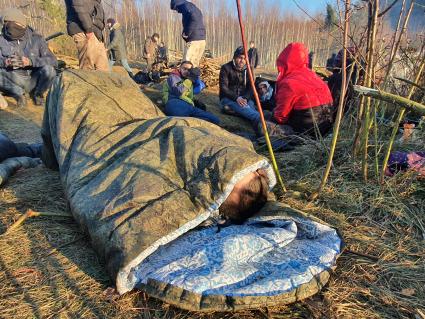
[[228, 0, 331, 15]]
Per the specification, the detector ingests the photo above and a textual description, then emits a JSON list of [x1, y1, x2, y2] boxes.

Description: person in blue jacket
[[162, 61, 220, 124], [170, 0, 206, 67]]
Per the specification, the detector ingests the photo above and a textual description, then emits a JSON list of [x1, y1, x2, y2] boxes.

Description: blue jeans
[[0, 65, 56, 98], [220, 97, 260, 124], [165, 99, 220, 125], [110, 59, 133, 75]]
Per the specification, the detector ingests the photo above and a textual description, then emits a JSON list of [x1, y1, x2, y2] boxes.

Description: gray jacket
[[107, 23, 127, 61], [0, 27, 57, 71]]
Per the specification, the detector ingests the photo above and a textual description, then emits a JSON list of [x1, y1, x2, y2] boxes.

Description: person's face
[[250, 43, 255, 48], [259, 84, 268, 96], [153, 36, 159, 43], [180, 63, 192, 78], [107, 22, 112, 29], [234, 55, 246, 70]]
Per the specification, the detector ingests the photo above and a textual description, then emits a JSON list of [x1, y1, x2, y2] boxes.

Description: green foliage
[[37, 0, 65, 27], [324, 3, 338, 30]]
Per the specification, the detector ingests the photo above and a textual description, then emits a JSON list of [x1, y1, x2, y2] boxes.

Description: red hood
[[276, 43, 309, 79]]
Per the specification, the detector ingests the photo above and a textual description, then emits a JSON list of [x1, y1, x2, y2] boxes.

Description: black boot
[[33, 94, 45, 106]]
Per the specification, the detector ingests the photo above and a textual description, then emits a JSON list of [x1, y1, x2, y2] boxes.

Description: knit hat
[[233, 46, 245, 58], [106, 18, 116, 25], [2, 8, 27, 26]]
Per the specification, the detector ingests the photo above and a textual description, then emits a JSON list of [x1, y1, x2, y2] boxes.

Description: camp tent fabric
[[41, 70, 342, 311]]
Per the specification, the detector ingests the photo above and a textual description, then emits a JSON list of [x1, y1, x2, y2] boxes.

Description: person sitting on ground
[[162, 61, 220, 124], [269, 42, 334, 137], [106, 18, 134, 78], [328, 47, 362, 114], [258, 81, 275, 111], [143, 33, 160, 71], [0, 132, 42, 162], [219, 47, 260, 127], [157, 42, 169, 67], [0, 8, 57, 107], [133, 62, 162, 86]]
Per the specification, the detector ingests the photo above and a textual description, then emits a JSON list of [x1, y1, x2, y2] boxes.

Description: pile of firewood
[[200, 58, 221, 87]]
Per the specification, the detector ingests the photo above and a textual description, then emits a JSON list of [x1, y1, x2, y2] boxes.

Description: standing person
[[64, 0, 109, 71], [0, 8, 57, 107], [163, 61, 220, 124], [106, 18, 133, 78], [170, 0, 206, 67], [143, 33, 160, 71], [248, 41, 259, 69], [157, 42, 169, 67], [219, 47, 260, 126]]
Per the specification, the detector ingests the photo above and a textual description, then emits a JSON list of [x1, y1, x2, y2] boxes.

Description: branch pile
[[200, 58, 222, 88]]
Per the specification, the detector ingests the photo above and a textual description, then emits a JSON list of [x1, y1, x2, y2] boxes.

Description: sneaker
[[33, 94, 45, 106], [16, 95, 27, 108], [222, 105, 236, 115]]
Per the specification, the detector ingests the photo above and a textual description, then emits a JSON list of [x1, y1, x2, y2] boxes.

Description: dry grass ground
[[0, 66, 424, 319]]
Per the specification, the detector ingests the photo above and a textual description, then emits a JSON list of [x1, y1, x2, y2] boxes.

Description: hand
[[21, 56, 32, 67], [237, 97, 248, 107], [5, 58, 12, 68], [8, 55, 25, 69], [86, 32, 94, 40]]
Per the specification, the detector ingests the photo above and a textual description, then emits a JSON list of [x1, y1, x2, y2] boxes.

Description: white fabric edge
[[116, 159, 276, 294]]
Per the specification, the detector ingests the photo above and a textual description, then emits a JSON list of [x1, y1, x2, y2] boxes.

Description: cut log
[[354, 85, 425, 115]]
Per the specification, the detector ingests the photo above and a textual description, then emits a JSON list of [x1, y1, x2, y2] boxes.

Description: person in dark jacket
[[170, 0, 206, 67], [64, 0, 109, 71], [327, 47, 362, 115], [248, 41, 259, 69], [219, 47, 260, 126], [157, 42, 168, 67], [143, 33, 160, 71], [272, 43, 334, 137], [106, 18, 133, 78], [0, 8, 57, 107], [0, 132, 42, 162]]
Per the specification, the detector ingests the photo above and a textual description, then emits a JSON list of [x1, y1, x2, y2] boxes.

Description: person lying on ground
[[258, 81, 275, 111], [133, 62, 162, 86], [0, 132, 42, 162], [267, 42, 334, 138], [218, 169, 269, 224], [40, 70, 277, 294], [0, 8, 57, 107], [170, 0, 206, 68], [162, 60, 220, 124], [219, 47, 260, 127], [106, 18, 134, 78], [143, 33, 160, 71], [64, 0, 109, 71]]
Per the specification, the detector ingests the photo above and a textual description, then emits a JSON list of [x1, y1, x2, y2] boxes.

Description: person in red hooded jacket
[[272, 43, 334, 137]]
